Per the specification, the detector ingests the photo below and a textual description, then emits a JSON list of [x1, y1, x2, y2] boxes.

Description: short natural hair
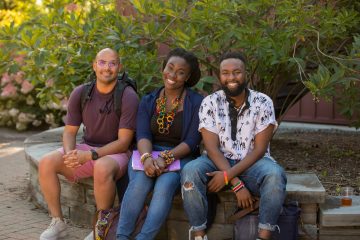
[[219, 51, 247, 67], [162, 48, 201, 87]]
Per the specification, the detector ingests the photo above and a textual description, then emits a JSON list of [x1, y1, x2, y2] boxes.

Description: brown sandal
[[228, 198, 260, 223]]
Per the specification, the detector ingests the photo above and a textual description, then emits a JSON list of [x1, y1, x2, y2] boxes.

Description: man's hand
[[144, 158, 157, 177], [206, 171, 226, 192], [235, 187, 256, 209], [63, 150, 90, 168], [63, 150, 81, 168]]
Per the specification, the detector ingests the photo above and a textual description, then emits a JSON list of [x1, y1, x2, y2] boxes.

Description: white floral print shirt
[[199, 89, 277, 161]]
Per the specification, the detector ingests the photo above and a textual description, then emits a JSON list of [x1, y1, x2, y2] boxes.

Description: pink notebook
[[131, 150, 181, 171]]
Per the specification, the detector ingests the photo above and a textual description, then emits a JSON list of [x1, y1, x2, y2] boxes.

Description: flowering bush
[[0, 0, 359, 130], [0, 52, 66, 130]]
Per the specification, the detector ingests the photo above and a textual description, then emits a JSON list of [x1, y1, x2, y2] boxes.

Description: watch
[[90, 149, 99, 160]]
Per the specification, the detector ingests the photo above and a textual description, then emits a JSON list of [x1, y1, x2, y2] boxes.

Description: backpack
[[93, 205, 148, 240], [232, 201, 301, 240], [80, 72, 137, 118]]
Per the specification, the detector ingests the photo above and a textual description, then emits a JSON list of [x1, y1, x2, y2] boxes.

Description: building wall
[[283, 92, 350, 125]]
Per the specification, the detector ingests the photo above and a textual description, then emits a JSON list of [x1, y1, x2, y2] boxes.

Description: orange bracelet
[[223, 171, 229, 185]]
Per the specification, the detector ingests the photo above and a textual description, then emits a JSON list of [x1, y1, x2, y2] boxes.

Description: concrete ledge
[[25, 127, 326, 238], [320, 196, 360, 227]]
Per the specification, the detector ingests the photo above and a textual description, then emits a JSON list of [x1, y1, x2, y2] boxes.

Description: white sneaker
[[40, 217, 67, 240], [194, 235, 208, 240], [84, 231, 93, 240]]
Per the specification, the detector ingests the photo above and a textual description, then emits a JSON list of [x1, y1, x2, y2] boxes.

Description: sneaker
[[84, 231, 93, 240], [40, 217, 67, 240], [194, 235, 208, 240]]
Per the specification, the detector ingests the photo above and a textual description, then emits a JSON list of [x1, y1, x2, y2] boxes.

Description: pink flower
[[14, 71, 25, 84], [61, 98, 68, 111], [1, 83, 17, 98], [65, 3, 78, 12], [45, 78, 54, 87], [20, 80, 34, 94], [13, 54, 26, 65], [1, 73, 11, 86]]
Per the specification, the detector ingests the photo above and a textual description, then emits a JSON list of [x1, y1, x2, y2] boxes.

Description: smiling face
[[93, 48, 122, 85], [219, 58, 246, 97], [162, 56, 190, 91]]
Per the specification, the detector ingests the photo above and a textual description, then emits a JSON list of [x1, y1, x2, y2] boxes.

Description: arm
[[62, 125, 80, 154]]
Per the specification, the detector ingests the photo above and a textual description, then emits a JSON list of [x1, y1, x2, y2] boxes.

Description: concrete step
[[320, 196, 360, 227]]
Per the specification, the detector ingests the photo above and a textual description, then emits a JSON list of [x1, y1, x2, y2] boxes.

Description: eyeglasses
[[96, 60, 119, 68]]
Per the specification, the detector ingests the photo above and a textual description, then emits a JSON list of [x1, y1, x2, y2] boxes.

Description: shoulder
[[186, 88, 204, 104], [248, 89, 273, 105], [202, 90, 224, 105], [71, 84, 86, 95], [123, 85, 138, 99], [68, 84, 87, 102], [141, 87, 162, 102]]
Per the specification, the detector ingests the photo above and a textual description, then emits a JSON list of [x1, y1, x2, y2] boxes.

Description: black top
[[150, 110, 183, 147]]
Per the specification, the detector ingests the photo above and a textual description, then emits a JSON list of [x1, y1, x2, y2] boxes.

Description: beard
[[221, 81, 246, 97]]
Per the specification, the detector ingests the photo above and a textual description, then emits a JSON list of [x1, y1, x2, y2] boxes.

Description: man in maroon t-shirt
[[38, 48, 139, 240]]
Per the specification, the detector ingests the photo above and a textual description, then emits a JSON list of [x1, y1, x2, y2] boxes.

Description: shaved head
[[95, 48, 120, 62]]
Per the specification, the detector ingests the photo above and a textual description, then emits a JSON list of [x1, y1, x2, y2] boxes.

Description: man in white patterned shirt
[[181, 51, 287, 240]]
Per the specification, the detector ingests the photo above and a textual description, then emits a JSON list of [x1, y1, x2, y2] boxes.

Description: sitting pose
[[116, 48, 203, 240], [38, 48, 139, 240], [181, 51, 287, 240]]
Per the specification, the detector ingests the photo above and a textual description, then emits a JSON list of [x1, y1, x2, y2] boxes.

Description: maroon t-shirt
[[65, 84, 139, 147]]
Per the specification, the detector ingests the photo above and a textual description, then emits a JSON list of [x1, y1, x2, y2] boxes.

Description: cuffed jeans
[[116, 145, 192, 240], [181, 154, 287, 233]]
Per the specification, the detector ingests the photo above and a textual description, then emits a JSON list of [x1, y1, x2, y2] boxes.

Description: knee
[[38, 155, 56, 175], [181, 162, 201, 183], [94, 160, 115, 181], [263, 166, 287, 189]]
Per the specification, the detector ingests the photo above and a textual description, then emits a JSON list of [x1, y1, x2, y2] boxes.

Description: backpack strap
[[80, 73, 96, 113], [113, 72, 137, 118]]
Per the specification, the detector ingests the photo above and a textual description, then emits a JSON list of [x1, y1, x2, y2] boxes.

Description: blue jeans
[[181, 154, 287, 233], [116, 146, 192, 240]]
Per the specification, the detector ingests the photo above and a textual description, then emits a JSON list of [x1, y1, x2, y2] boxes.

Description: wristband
[[231, 180, 245, 193], [140, 153, 152, 165], [223, 171, 229, 185], [159, 150, 175, 165]]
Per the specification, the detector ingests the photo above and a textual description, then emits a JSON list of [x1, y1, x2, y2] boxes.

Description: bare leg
[[38, 151, 75, 219], [194, 230, 206, 237], [258, 229, 271, 239], [93, 157, 121, 210]]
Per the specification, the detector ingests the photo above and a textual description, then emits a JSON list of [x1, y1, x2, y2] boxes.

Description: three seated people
[[38, 48, 286, 240]]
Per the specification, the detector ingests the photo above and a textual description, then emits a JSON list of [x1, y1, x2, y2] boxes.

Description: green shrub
[[0, 0, 359, 130]]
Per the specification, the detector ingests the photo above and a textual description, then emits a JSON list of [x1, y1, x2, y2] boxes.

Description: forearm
[[137, 138, 153, 155], [207, 148, 232, 171], [96, 139, 131, 157], [62, 132, 77, 154], [169, 142, 191, 160], [228, 149, 265, 184]]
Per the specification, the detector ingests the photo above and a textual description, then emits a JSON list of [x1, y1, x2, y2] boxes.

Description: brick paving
[[0, 128, 91, 240]]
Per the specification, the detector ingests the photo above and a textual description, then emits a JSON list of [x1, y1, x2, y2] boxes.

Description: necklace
[[156, 88, 184, 134]]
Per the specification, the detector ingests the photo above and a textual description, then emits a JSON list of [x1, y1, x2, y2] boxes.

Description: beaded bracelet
[[159, 150, 175, 165], [140, 152, 152, 165], [231, 180, 245, 193]]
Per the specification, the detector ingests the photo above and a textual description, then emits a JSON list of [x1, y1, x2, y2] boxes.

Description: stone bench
[[318, 196, 360, 240], [25, 127, 326, 238]]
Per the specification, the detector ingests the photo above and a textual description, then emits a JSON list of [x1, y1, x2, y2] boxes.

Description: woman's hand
[[153, 157, 168, 176], [144, 158, 157, 177]]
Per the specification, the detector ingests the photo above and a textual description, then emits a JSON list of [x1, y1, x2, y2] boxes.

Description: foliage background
[[0, 0, 359, 130]]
